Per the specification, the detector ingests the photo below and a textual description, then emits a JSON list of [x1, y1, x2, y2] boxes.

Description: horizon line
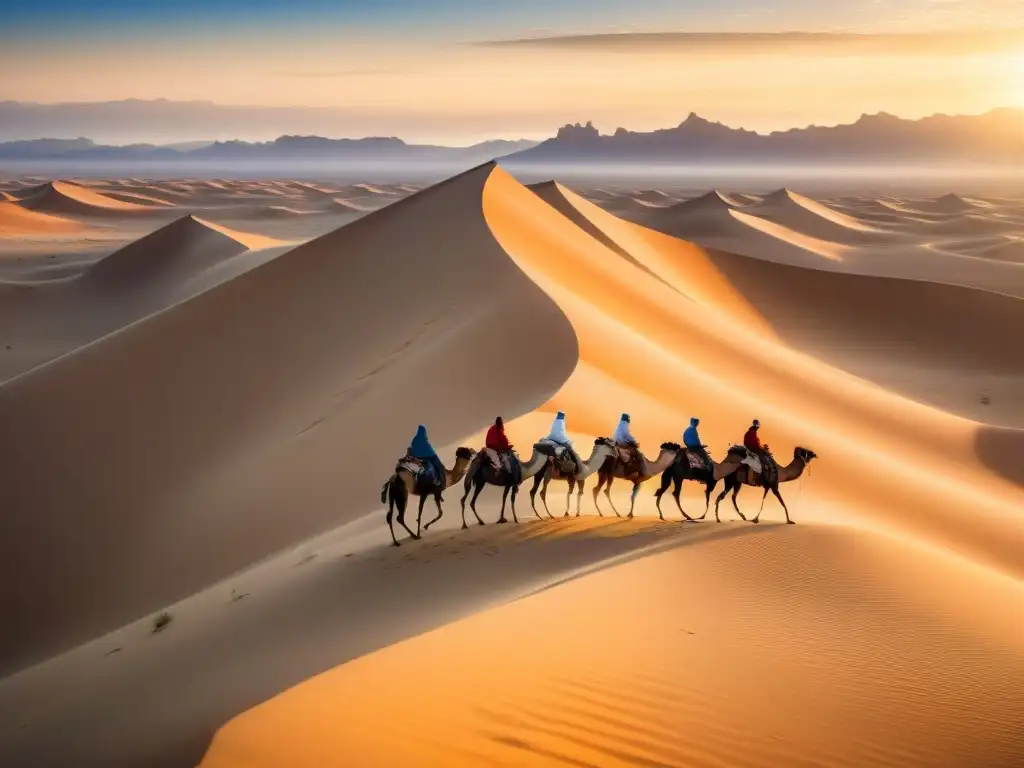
[[0, 104, 1018, 148]]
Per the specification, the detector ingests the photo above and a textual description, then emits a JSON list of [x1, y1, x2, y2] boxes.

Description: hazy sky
[[3, 1, 1023, 143]]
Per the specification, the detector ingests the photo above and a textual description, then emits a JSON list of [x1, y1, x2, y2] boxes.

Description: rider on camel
[[613, 413, 639, 463], [485, 416, 513, 473], [743, 419, 773, 475], [683, 417, 711, 474], [542, 411, 579, 473], [408, 425, 445, 488]]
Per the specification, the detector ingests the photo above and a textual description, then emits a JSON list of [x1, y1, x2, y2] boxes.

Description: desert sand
[[0, 166, 1021, 768]]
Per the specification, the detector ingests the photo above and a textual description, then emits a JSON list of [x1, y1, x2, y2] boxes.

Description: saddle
[[615, 443, 642, 477], [682, 449, 708, 471], [398, 454, 440, 490], [536, 440, 578, 477], [397, 455, 425, 475]]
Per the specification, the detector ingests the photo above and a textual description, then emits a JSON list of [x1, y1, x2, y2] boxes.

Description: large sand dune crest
[[0, 163, 579, 672]]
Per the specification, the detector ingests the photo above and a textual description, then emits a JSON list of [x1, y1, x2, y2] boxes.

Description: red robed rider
[[485, 416, 513, 471], [743, 419, 763, 453]]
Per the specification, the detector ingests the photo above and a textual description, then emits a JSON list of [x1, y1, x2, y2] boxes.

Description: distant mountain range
[[0, 135, 539, 163], [1, 106, 1019, 170], [500, 109, 1024, 165]]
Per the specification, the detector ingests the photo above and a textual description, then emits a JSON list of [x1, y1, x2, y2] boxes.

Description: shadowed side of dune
[[0, 217, 288, 383], [0, 163, 579, 673], [703, 247, 1024, 375], [80, 215, 250, 288], [974, 427, 1024, 488]]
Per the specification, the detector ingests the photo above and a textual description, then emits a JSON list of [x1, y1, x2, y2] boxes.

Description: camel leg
[[605, 475, 620, 518], [700, 479, 715, 520], [468, 482, 486, 527], [731, 481, 747, 522], [713, 481, 729, 523], [674, 477, 695, 522], [653, 472, 671, 521], [498, 485, 511, 524], [564, 477, 575, 518], [772, 485, 794, 524], [627, 482, 640, 519], [462, 480, 485, 530], [415, 493, 431, 538], [540, 475, 555, 519], [576, 477, 585, 517], [395, 487, 419, 541], [510, 484, 519, 524], [529, 472, 545, 520], [459, 486, 470, 531], [592, 473, 605, 517], [386, 494, 401, 547], [752, 486, 770, 524]]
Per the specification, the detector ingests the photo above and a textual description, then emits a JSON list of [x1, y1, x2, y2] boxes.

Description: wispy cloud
[[473, 29, 1024, 55], [273, 69, 404, 79]]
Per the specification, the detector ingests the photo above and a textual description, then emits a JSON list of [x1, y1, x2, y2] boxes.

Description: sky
[[2, 0, 1023, 143]]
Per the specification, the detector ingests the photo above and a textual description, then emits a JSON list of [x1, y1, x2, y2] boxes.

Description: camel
[[653, 446, 753, 522], [714, 447, 818, 524], [380, 447, 476, 546], [460, 447, 548, 528], [592, 442, 682, 518], [529, 437, 618, 518]]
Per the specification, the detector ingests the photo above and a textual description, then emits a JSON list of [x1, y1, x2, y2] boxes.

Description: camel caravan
[[380, 413, 817, 546]]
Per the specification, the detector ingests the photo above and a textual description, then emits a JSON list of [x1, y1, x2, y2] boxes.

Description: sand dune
[[0, 217, 290, 382], [0, 166, 1022, 768], [0, 201, 93, 237], [0, 165, 578, 672], [647, 198, 849, 264], [17, 181, 165, 217], [200, 525, 1024, 768], [81, 216, 280, 289], [747, 188, 892, 243]]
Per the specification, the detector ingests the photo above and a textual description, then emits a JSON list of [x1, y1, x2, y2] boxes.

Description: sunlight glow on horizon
[[2, 2, 1022, 142]]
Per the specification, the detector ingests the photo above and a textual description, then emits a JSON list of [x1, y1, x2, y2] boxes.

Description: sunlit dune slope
[[201, 525, 1024, 768], [0, 201, 93, 236], [749, 188, 892, 243], [17, 180, 165, 217], [478, 168, 1023, 579], [0, 164, 578, 673]]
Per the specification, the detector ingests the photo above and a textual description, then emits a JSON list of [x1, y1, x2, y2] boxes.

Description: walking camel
[[592, 442, 681, 518], [529, 437, 618, 518], [654, 446, 754, 522], [714, 447, 818, 524], [460, 447, 548, 528], [380, 447, 476, 546]]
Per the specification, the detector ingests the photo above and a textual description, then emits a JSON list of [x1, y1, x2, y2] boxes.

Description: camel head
[[594, 437, 616, 448], [659, 441, 681, 453], [794, 447, 817, 463], [455, 447, 477, 462]]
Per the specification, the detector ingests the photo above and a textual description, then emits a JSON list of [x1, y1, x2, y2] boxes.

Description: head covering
[[556, 411, 565, 420], [752, 419, 760, 428], [621, 413, 630, 423], [495, 416, 504, 428], [410, 425, 436, 458], [690, 417, 700, 426]]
